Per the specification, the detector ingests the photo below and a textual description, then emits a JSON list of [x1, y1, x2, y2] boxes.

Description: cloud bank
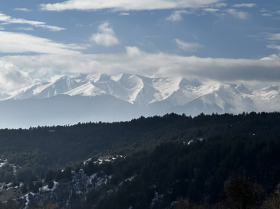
[[41, 0, 221, 11], [2, 47, 280, 93]]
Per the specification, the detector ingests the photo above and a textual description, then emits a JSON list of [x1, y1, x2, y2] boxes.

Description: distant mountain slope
[[0, 95, 142, 128], [1, 73, 280, 128]]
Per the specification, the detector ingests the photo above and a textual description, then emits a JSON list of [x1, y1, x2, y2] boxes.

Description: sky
[[0, 0, 280, 92]]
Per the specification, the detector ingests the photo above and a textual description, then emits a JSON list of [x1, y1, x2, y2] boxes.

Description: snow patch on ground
[[0, 159, 18, 175], [95, 155, 124, 164], [186, 138, 204, 146], [150, 192, 164, 208], [40, 181, 59, 192]]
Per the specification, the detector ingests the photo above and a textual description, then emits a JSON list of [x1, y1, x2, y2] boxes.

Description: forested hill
[[1, 112, 280, 172], [0, 112, 280, 208]]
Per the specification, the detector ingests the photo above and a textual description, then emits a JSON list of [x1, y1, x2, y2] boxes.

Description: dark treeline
[[0, 112, 279, 208]]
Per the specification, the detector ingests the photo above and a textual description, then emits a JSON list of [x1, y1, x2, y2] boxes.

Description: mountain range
[[0, 73, 279, 128]]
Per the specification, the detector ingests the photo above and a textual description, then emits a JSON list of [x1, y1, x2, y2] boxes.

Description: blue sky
[[0, 0, 280, 91]]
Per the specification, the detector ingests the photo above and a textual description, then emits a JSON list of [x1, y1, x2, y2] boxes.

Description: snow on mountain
[[160, 78, 211, 106], [7, 73, 183, 105], [5, 73, 280, 110], [93, 73, 144, 104], [66, 82, 106, 97], [253, 85, 280, 111], [1, 73, 280, 128], [257, 85, 280, 101], [8, 75, 87, 100], [5, 73, 280, 111], [192, 84, 255, 114]]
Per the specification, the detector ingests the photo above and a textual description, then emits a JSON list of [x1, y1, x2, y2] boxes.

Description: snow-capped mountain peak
[[5, 74, 280, 107], [1, 73, 280, 128], [8, 74, 87, 100]]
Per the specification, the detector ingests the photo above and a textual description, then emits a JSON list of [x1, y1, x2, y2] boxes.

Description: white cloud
[[260, 9, 272, 17], [119, 12, 130, 16], [175, 39, 202, 51], [0, 31, 81, 55], [261, 54, 280, 61], [0, 60, 31, 91], [91, 22, 119, 47], [215, 3, 227, 8], [267, 44, 280, 51], [267, 33, 280, 41], [14, 8, 32, 12], [0, 12, 65, 31], [40, 0, 221, 11], [167, 10, 188, 21], [266, 34, 280, 51], [227, 9, 248, 19], [126, 46, 142, 56], [233, 4, 256, 8], [261, 13, 272, 17], [203, 8, 219, 13]]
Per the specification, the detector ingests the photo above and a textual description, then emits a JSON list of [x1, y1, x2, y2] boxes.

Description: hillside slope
[[0, 113, 279, 208]]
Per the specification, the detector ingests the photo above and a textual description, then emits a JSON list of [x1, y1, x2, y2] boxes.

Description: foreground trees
[[262, 184, 280, 209], [170, 177, 280, 209], [224, 174, 263, 209]]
